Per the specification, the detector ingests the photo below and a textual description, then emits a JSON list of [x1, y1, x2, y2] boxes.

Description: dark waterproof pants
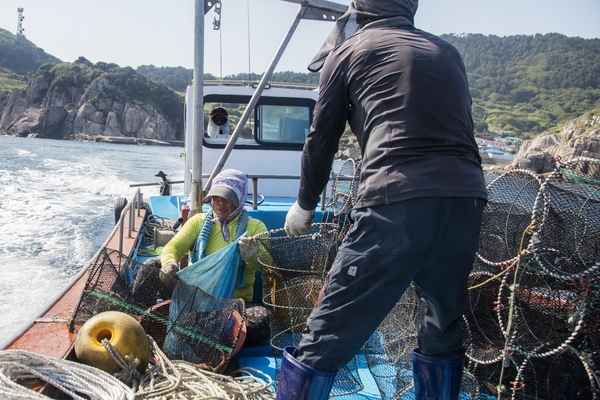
[[295, 197, 485, 372]]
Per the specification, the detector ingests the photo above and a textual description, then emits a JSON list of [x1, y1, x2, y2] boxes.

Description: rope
[[0, 336, 276, 400], [143, 214, 179, 244], [469, 221, 536, 291], [0, 349, 134, 399], [130, 336, 276, 399]]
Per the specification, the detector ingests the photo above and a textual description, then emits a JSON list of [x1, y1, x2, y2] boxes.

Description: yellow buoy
[[74, 311, 151, 374]]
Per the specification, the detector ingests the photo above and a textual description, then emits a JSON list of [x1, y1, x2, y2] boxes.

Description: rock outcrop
[[0, 75, 181, 142], [484, 113, 600, 176]]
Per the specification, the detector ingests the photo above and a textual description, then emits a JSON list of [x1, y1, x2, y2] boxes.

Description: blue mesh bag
[[176, 232, 247, 299]]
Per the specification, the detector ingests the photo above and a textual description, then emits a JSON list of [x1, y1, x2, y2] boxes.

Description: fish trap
[[255, 223, 339, 330], [361, 285, 420, 399], [497, 259, 588, 358], [463, 262, 506, 365], [327, 158, 362, 217], [510, 346, 598, 399], [255, 223, 364, 396], [361, 284, 479, 400], [531, 157, 600, 280], [70, 248, 245, 373], [322, 158, 362, 242], [477, 169, 542, 267]]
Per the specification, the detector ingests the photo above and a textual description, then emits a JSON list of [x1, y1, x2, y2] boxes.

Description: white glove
[[284, 201, 315, 237], [239, 236, 258, 258]]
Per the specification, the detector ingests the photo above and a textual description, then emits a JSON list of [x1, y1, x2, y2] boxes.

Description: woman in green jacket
[[160, 169, 270, 343]]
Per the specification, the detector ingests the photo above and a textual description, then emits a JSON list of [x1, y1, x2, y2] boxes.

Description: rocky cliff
[[483, 111, 600, 176], [0, 61, 183, 142]]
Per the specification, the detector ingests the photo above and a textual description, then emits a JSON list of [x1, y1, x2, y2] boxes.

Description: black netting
[[463, 263, 505, 365], [532, 158, 600, 280], [353, 159, 600, 399], [477, 169, 542, 266], [255, 223, 364, 397], [70, 248, 244, 373]]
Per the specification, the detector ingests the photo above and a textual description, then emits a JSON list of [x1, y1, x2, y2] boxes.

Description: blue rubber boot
[[412, 348, 464, 400], [275, 346, 336, 400]]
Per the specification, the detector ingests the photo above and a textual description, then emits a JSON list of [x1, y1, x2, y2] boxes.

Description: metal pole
[[191, 0, 206, 215], [204, 5, 307, 193]]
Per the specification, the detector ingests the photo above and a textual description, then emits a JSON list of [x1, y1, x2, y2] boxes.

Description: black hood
[[308, 0, 419, 72]]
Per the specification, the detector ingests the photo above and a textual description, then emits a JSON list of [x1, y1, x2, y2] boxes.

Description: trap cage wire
[[463, 262, 506, 366], [70, 249, 245, 373], [531, 157, 600, 280], [477, 169, 542, 267], [456, 158, 600, 399], [255, 222, 364, 397], [327, 158, 362, 217]]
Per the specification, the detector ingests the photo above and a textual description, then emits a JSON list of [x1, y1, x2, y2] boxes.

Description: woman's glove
[[284, 201, 314, 237], [161, 263, 179, 278], [239, 236, 258, 258]]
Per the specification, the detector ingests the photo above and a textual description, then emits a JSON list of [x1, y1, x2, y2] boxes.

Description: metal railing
[[131, 173, 328, 211], [117, 188, 143, 255]]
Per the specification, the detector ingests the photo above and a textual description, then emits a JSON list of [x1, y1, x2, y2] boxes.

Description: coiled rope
[[105, 335, 276, 399], [0, 349, 134, 399], [142, 214, 179, 245]]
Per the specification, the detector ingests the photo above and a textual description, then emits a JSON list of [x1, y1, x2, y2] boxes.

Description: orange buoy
[[74, 311, 151, 374]]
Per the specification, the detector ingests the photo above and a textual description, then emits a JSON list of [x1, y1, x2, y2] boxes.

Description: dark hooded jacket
[[297, 0, 488, 210]]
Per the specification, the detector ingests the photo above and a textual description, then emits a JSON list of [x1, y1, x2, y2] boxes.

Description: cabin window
[[256, 105, 310, 144], [201, 93, 315, 149], [203, 101, 255, 144]]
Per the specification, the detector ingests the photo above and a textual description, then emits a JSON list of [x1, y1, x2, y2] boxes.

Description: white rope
[[0, 349, 134, 400], [0, 337, 276, 400], [132, 336, 276, 399]]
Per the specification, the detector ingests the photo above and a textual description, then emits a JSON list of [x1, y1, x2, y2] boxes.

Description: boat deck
[[145, 195, 384, 398]]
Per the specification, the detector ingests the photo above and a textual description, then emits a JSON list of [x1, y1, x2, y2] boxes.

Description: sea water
[[0, 135, 184, 346]]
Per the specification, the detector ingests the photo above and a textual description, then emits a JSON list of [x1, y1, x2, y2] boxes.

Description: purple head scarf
[[203, 169, 248, 241]]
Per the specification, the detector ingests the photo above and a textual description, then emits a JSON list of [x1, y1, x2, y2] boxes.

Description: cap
[[203, 186, 239, 207]]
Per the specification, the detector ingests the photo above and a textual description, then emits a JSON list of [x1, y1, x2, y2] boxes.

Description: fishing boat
[[2, 0, 600, 399], [0, 0, 365, 398]]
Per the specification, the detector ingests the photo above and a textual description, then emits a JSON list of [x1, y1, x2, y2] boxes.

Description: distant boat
[[481, 146, 515, 160]]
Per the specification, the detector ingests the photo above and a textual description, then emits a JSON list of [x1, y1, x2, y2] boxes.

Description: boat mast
[[192, 0, 220, 214]]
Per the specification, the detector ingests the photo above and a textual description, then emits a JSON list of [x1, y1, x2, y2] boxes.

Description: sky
[[1, 0, 599, 77]]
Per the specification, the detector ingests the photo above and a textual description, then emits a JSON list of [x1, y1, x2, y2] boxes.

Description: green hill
[[442, 33, 600, 138], [0, 27, 61, 105], [1, 30, 599, 141]]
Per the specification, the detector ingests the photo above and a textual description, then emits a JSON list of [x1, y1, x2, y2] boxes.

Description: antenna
[[17, 7, 25, 37]]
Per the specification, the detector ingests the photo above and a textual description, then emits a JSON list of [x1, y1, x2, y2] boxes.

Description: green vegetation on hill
[[442, 33, 600, 137], [18, 57, 183, 132], [0, 28, 60, 76], [1, 30, 599, 141], [136, 65, 197, 93], [0, 27, 61, 106]]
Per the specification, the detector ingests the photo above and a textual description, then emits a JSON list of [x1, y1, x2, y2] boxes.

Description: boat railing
[[204, 79, 318, 91], [116, 188, 143, 255], [131, 174, 329, 211]]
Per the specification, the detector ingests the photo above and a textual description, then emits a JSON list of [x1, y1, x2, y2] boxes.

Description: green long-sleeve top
[[160, 212, 268, 302]]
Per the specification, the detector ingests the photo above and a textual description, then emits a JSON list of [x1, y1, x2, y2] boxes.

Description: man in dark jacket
[[278, 0, 488, 399]]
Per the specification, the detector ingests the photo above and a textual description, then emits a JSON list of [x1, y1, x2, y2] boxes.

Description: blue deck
[[143, 195, 387, 397], [141, 195, 490, 399], [237, 351, 383, 399]]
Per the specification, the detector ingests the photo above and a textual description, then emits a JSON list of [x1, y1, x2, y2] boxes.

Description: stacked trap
[[254, 158, 365, 397], [348, 158, 600, 399], [464, 158, 600, 399], [70, 251, 245, 373]]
